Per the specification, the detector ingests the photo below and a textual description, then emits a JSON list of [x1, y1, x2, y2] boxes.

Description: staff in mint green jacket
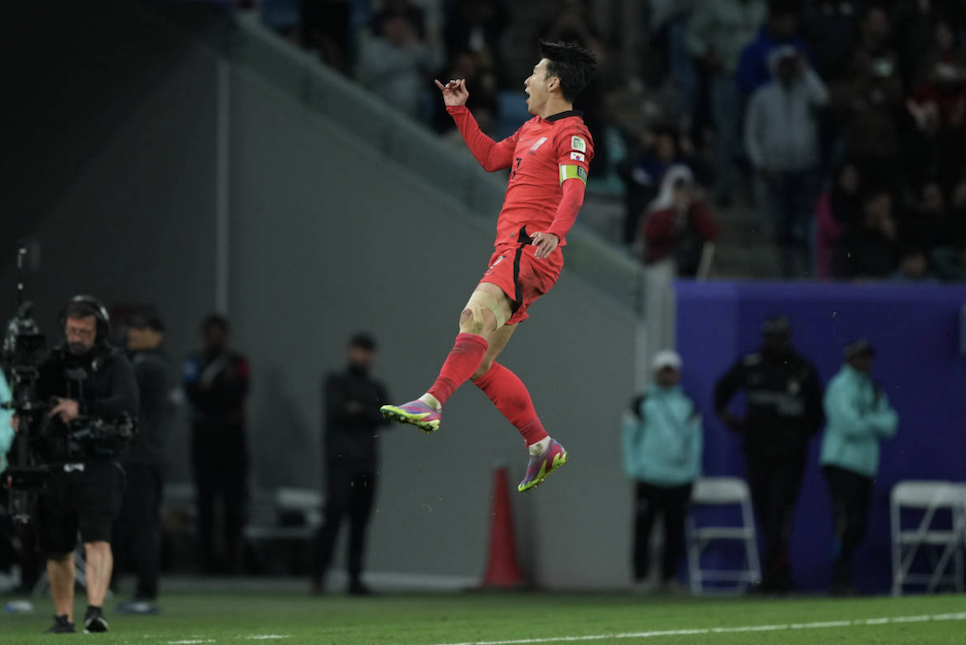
[[820, 339, 898, 596], [622, 350, 703, 592], [0, 369, 14, 474]]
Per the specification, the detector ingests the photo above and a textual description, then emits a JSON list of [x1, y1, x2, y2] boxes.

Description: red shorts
[[479, 243, 563, 324]]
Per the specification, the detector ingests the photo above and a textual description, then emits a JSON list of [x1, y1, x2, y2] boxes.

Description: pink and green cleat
[[380, 399, 441, 433], [517, 439, 569, 493]]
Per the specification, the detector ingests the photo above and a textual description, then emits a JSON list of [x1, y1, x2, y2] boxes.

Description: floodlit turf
[[2, 590, 965, 644]]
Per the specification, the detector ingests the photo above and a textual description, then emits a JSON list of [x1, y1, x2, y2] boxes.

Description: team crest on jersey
[[571, 135, 587, 152], [529, 137, 548, 154], [570, 152, 585, 162]]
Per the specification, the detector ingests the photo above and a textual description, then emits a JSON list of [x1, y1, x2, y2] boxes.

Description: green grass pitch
[[2, 591, 965, 644]]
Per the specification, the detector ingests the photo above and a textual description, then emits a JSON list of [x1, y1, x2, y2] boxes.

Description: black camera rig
[[1, 242, 137, 525]]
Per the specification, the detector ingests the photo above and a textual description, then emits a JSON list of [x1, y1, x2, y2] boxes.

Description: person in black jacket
[[113, 308, 171, 615], [20, 296, 139, 633], [183, 315, 250, 574], [312, 334, 390, 596], [713, 316, 823, 593]]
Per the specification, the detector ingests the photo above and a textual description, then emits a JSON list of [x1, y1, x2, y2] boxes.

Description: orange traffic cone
[[480, 465, 525, 589]]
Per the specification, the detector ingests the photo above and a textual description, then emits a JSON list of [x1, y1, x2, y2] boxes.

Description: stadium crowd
[[250, 0, 966, 281]]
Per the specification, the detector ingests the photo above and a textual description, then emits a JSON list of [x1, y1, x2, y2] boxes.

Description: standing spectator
[[714, 316, 824, 593], [357, 11, 438, 119], [312, 334, 390, 596], [686, 0, 767, 206], [745, 47, 829, 277], [830, 5, 904, 178], [820, 339, 898, 596], [183, 315, 250, 574], [622, 351, 702, 593], [833, 188, 899, 279], [641, 165, 720, 278], [114, 310, 172, 615], [622, 126, 695, 245], [737, 0, 814, 97]]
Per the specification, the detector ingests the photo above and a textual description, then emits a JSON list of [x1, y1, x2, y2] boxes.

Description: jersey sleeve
[[447, 105, 518, 171], [545, 125, 594, 242], [555, 125, 593, 187]]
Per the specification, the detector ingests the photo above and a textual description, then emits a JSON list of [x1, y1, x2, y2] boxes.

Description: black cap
[[128, 307, 165, 333], [350, 333, 377, 351], [844, 338, 875, 360], [762, 315, 791, 335]]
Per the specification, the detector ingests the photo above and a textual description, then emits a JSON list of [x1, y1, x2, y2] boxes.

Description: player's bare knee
[[460, 291, 506, 335], [459, 308, 485, 334]]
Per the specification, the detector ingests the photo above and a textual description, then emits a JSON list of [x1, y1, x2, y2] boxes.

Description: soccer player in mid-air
[[380, 41, 596, 492]]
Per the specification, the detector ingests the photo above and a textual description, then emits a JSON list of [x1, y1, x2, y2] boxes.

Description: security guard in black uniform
[[311, 334, 390, 596], [113, 308, 171, 615], [714, 316, 823, 593]]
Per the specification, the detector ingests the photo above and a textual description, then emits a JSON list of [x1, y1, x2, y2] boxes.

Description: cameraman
[[19, 296, 138, 634]]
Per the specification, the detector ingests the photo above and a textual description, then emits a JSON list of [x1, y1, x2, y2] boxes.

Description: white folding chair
[[686, 477, 761, 595], [891, 481, 965, 596]]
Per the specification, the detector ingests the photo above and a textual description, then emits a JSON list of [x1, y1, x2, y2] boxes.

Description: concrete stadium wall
[[1, 3, 641, 589]]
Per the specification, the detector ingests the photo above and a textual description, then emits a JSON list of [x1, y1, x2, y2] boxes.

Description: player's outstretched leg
[[380, 332, 489, 433], [381, 287, 508, 433], [472, 362, 569, 492]]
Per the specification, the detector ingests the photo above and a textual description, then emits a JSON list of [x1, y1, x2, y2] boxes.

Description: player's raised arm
[[436, 78, 517, 172]]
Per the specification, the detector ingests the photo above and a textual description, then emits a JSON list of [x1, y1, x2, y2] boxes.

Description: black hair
[[64, 300, 100, 322], [350, 333, 377, 351], [539, 40, 597, 103], [201, 314, 229, 335]]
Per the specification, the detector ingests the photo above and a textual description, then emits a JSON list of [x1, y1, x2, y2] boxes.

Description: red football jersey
[[447, 106, 594, 247]]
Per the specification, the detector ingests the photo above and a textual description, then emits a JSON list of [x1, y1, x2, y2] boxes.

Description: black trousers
[[823, 465, 873, 585], [633, 481, 693, 583], [112, 463, 162, 599], [191, 431, 248, 572], [312, 465, 376, 586], [745, 451, 807, 587]]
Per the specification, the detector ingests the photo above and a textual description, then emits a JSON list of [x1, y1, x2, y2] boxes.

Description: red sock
[[472, 363, 549, 446], [427, 333, 489, 406]]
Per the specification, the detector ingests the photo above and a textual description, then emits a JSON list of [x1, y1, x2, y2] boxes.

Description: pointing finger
[[434, 79, 446, 90]]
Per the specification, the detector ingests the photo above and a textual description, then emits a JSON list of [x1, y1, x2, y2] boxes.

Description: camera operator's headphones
[[59, 295, 111, 342]]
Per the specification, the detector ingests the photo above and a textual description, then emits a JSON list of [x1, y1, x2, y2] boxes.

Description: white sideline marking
[[433, 612, 966, 645], [168, 641, 216, 644], [248, 637, 291, 641]]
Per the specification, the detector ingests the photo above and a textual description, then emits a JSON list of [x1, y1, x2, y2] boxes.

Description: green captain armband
[[559, 164, 588, 185]]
